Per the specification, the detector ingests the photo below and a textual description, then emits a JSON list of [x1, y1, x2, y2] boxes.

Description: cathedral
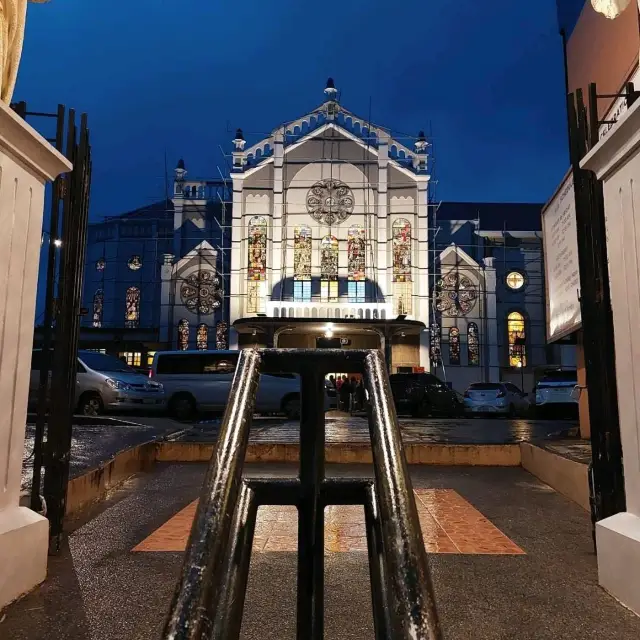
[[65, 79, 566, 392]]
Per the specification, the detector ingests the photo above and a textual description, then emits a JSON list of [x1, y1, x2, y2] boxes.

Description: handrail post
[[364, 350, 442, 640], [163, 349, 262, 639], [297, 366, 326, 639]]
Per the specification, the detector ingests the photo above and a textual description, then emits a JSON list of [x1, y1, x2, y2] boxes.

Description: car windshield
[[468, 383, 503, 390], [79, 352, 136, 373]]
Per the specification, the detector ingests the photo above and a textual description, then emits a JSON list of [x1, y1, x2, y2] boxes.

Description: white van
[[150, 350, 314, 420]]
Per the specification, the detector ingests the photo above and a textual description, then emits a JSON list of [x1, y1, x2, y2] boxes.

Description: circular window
[[96, 258, 106, 271], [506, 271, 525, 290], [306, 179, 355, 225], [128, 255, 142, 271]]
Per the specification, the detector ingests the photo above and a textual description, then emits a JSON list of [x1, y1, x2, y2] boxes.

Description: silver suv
[[29, 350, 166, 416]]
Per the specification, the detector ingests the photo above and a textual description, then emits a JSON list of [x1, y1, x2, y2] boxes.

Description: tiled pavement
[[133, 489, 524, 555], [3, 463, 640, 640]]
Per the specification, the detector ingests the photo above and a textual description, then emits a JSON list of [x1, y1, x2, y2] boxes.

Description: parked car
[[29, 349, 166, 416], [535, 369, 578, 417], [463, 382, 529, 417], [389, 373, 463, 418], [150, 350, 325, 420]]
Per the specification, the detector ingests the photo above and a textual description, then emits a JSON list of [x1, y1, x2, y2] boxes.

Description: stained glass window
[[508, 312, 526, 368], [124, 286, 140, 328], [320, 235, 338, 302], [294, 226, 312, 302], [96, 258, 105, 272], [467, 322, 480, 366], [197, 324, 208, 350], [392, 219, 411, 282], [180, 270, 222, 315], [216, 321, 228, 350], [247, 216, 267, 281], [395, 282, 412, 315], [348, 225, 365, 281], [128, 255, 142, 271], [92, 289, 104, 328], [449, 327, 461, 365], [430, 323, 441, 366], [246, 281, 266, 313], [178, 319, 190, 350], [294, 226, 312, 280], [506, 271, 525, 290]]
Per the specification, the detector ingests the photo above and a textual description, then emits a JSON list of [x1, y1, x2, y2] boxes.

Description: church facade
[[59, 80, 564, 392]]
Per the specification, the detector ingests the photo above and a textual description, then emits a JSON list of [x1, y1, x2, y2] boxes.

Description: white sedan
[[463, 382, 530, 417]]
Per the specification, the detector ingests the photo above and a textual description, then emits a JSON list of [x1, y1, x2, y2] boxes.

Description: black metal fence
[[11, 102, 93, 547], [567, 84, 631, 541], [162, 348, 442, 640]]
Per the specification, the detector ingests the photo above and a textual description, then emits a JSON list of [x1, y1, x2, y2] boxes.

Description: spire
[[413, 131, 428, 173], [324, 77, 338, 101]]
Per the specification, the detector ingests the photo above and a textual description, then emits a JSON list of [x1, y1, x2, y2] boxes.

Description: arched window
[[216, 321, 228, 350], [247, 216, 267, 313], [467, 322, 480, 366], [508, 312, 526, 368], [393, 219, 412, 314], [92, 289, 104, 328], [178, 319, 190, 350], [392, 219, 411, 282], [320, 235, 338, 302], [196, 324, 208, 350], [124, 287, 140, 328], [293, 226, 312, 302], [449, 327, 460, 365], [348, 225, 366, 302]]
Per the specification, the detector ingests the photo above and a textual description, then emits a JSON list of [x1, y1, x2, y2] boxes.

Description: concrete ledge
[[63, 440, 522, 516], [520, 442, 589, 511], [66, 442, 156, 515], [155, 441, 521, 466]]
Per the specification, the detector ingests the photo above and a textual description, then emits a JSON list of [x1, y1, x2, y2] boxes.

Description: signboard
[[542, 172, 582, 342]]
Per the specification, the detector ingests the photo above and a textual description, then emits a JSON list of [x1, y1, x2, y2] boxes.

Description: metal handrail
[[162, 348, 442, 640]]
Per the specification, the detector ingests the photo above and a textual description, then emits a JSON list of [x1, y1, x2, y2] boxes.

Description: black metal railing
[[162, 348, 442, 640]]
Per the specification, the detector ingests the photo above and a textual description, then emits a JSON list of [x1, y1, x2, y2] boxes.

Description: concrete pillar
[[419, 328, 431, 372], [581, 97, 640, 615], [0, 103, 72, 608], [230, 176, 244, 323], [159, 255, 174, 345], [483, 258, 500, 382]]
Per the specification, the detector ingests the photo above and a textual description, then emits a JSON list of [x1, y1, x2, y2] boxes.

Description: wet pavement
[[21, 416, 186, 492], [181, 414, 576, 445], [2, 463, 638, 640]]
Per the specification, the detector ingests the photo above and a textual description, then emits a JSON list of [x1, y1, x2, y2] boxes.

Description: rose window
[[306, 179, 355, 225], [180, 270, 222, 315], [435, 272, 477, 317]]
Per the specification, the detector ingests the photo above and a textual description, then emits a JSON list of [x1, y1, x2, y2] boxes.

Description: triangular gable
[[242, 122, 425, 182], [439, 243, 480, 269], [173, 240, 217, 273]]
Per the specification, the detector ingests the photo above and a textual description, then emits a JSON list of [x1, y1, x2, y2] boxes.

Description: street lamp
[[591, 0, 632, 19]]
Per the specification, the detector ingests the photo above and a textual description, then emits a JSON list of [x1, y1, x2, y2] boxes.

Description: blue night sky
[[17, 0, 581, 219]]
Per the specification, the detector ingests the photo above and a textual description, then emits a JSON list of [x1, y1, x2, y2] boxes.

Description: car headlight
[[106, 378, 133, 391], [150, 382, 164, 391]]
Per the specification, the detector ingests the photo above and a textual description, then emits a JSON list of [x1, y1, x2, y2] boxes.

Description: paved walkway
[[183, 415, 574, 445], [3, 463, 638, 639]]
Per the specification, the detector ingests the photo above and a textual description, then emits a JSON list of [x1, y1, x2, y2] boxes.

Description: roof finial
[[175, 158, 187, 181], [415, 131, 428, 153], [233, 128, 246, 151], [324, 77, 338, 101]]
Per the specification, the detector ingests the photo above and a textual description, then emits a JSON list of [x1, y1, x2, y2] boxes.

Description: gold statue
[[1, 1, 49, 104]]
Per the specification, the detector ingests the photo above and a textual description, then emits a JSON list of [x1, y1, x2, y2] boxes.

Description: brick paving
[[133, 488, 524, 555]]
